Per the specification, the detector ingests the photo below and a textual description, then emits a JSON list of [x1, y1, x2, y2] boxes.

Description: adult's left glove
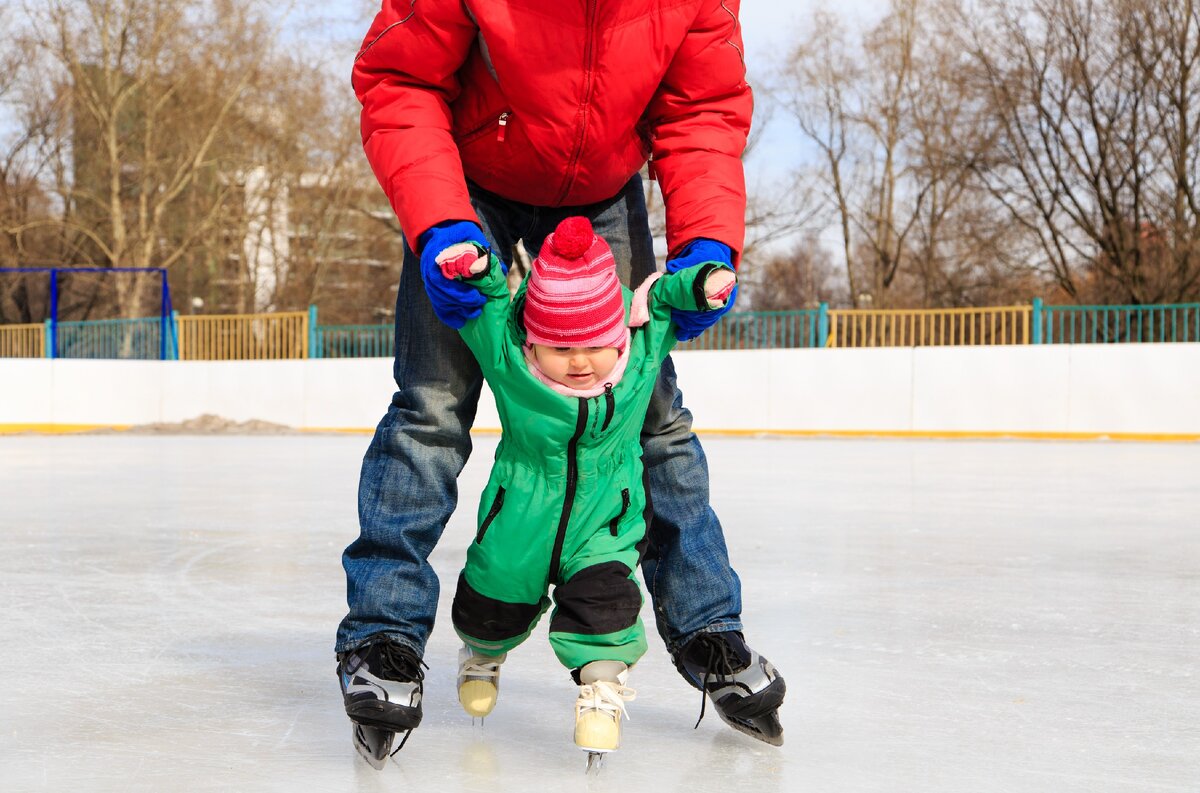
[[665, 239, 738, 342], [418, 220, 494, 329]]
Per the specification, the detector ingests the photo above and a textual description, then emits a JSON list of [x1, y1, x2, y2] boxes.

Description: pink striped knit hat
[[524, 217, 626, 349]]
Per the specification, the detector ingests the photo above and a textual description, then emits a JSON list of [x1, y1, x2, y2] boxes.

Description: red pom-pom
[[551, 217, 594, 259]]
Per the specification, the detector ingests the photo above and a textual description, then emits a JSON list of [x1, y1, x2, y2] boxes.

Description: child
[[435, 216, 736, 756]]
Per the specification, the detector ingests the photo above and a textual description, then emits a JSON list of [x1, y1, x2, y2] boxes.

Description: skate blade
[[584, 750, 609, 775], [352, 723, 393, 769], [715, 709, 784, 747]]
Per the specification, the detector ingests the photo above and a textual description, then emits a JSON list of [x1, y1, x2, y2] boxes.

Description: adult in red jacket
[[336, 0, 786, 760]]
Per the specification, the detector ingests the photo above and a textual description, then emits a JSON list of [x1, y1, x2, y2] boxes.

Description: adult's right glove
[[418, 220, 492, 329]]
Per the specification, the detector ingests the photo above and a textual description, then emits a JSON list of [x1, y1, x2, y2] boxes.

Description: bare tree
[[777, 0, 1063, 309], [738, 237, 844, 310], [782, 0, 950, 309], [0, 6, 65, 321], [777, 11, 862, 304], [261, 63, 406, 324], [4, 0, 276, 323], [961, 0, 1200, 304]]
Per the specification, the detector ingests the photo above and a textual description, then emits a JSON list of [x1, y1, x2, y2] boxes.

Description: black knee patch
[[451, 573, 542, 642], [550, 561, 641, 636]]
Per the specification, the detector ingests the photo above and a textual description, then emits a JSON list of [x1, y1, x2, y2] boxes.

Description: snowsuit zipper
[[610, 488, 630, 537], [475, 486, 506, 544], [548, 398, 588, 584], [601, 383, 615, 431]]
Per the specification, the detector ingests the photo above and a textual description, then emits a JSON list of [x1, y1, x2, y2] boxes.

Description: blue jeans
[[336, 174, 743, 658]]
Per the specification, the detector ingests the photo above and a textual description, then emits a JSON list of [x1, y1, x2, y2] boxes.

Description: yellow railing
[[0, 323, 46, 358], [176, 312, 309, 360], [827, 306, 1032, 347]]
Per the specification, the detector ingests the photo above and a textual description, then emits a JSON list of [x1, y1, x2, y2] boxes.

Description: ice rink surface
[[1, 434, 1197, 792]]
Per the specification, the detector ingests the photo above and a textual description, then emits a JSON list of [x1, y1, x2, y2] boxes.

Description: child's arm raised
[[437, 243, 512, 371], [635, 262, 737, 361]]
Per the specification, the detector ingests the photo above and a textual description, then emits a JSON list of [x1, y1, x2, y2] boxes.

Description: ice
[[1, 434, 1198, 791]]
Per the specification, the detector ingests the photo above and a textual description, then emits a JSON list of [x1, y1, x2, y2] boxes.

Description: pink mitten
[[437, 243, 488, 280]]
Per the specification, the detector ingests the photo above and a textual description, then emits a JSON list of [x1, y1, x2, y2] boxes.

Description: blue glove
[[665, 239, 737, 342], [417, 220, 492, 329]]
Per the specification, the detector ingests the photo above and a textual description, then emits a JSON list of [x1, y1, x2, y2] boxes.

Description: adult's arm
[[352, 0, 479, 245], [644, 0, 753, 264]]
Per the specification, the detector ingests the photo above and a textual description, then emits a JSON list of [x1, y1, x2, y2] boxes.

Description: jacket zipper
[[554, 0, 598, 204], [609, 488, 630, 537], [548, 398, 588, 584], [459, 111, 512, 146], [475, 486, 506, 544], [601, 383, 615, 431]]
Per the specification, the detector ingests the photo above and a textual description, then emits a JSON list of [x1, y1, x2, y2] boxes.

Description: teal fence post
[[817, 302, 829, 348], [43, 319, 53, 358], [308, 305, 319, 359], [48, 269, 58, 359], [1032, 298, 1044, 344], [169, 311, 180, 360]]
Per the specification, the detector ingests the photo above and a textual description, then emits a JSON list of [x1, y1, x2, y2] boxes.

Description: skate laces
[[689, 633, 743, 729], [376, 642, 428, 684], [461, 656, 503, 680], [576, 681, 637, 721]]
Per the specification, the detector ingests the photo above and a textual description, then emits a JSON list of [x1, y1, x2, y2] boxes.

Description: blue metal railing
[[55, 317, 177, 360], [679, 309, 822, 351], [314, 324, 394, 358], [1036, 300, 1200, 344]]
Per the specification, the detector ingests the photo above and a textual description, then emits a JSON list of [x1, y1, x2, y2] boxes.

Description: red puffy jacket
[[352, 0, 753, 259]]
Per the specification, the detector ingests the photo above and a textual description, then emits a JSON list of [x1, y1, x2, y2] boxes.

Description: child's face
[[532, 345, 619, 389]]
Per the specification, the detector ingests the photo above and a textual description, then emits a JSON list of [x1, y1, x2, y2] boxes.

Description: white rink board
[[2, 343, 1199, 435]]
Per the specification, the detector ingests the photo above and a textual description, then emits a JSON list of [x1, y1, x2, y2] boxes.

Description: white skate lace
[[461, 657, 503, 681], [576, 681, 637, 721]]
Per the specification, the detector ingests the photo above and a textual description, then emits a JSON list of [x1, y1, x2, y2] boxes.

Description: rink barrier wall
[[1, 343, 1199, 439]]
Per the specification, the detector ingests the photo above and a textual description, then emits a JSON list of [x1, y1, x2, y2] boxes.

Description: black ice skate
[[337, 639, 426, 768], [675, 631, 786, 747]]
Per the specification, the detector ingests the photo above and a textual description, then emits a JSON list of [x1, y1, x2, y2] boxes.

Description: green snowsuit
[[449, 257, 728, 671]]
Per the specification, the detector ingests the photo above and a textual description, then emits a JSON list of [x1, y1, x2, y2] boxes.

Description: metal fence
[[828, 306, 1032, 347], [6, 301, 1200, 360], [55, 317, 172, 359], [314, 324, 394, 359], [176, 312, 308, 360], [0, 323, 45, 358], [1037, 301, 1200, 344], [679, 309, 822, 351]]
